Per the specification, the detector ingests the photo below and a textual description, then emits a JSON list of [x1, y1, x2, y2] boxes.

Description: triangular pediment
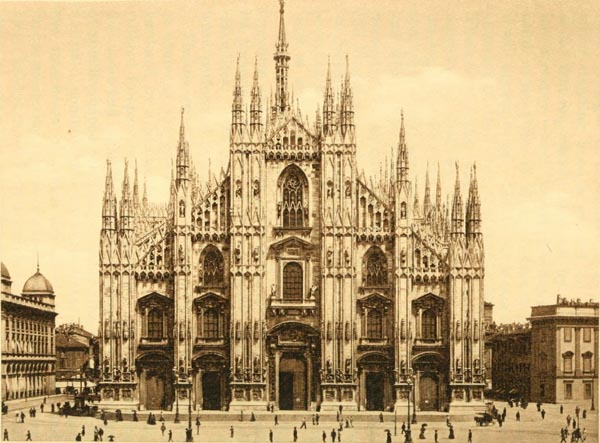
[[412, 292, 445, 310], [269, 236, 315, 253], [358, 292, 391, 308], [137, 291, 172, 309]]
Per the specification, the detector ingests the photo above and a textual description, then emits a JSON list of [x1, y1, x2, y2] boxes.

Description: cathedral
[[98, 1, 485, 413]]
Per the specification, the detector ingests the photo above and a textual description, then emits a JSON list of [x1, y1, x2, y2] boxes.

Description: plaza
[[1, 400, 597, 442]]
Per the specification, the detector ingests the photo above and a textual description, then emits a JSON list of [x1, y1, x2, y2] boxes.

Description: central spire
[[274, 0, 290, 113]]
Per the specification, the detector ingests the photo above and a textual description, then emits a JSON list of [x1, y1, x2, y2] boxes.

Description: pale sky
[[1, 1, 599, 334]]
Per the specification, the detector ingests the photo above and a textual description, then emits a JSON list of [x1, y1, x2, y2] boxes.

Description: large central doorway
[[279, 356, 306, 410], [419, 375, 439, 411], [202, 372, 221, 410], [366, 372, 385, 410]]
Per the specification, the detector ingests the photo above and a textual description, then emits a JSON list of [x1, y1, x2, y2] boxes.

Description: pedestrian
[[160, 412, 164, 422], [386, 430, 392, 443], [274, 414, 279, 426], [401, 422, 406, 434], [322, 431, 327, 443], [99, 427, 104, 441], [312, 414, 316, 426], [26, 431, 32, 441], [168, 429, 172, 442], [82, 426, 86, 437], [434, 429, 438, 443], [251, 412, 256, 422], [331, 428, 337, 443], [448, 425, 455, 440], [576, 406, 580, 420], [559, 428, 567, 443], [573, 419, 577, 430], [583, 409, 587, 419], [419, 424, 426, 439], [541, 409, 546, 419], [196, 417, 201, 434], [316, 413, 320, 425], [230, 426, 234, 438], [468, 429, 472, 443], [240, 410, 244, 422], [345, 419, 349, 428], [76, 433, 82, 441], [3, 429, 8, 441], [338, 429, 341, 442], [293, 427, 298, 442], [516, 411, 520, 421], [336, 411, 340, 422], [379, 412, 383, 423], [567, 415, 572, 426], [269, 429, 273, 443], [582, 428, 587, 442], [51, 404, 55, 413], [161, 422, 166, 436], [21, 412, 25, 423], [560, 404, 564, 414], [339, 421, 343, 432], [40, 404, 44, 413], [133, 411, 138, 422], [502, 407, 507, 421], [301, 417, 307, 429]]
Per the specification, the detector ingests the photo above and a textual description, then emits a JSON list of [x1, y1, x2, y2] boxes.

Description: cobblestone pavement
[[1, 402, 597, 442]]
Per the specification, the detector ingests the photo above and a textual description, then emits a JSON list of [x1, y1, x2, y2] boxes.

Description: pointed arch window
[[202, 248, 224, 286], [283, 262, 303, 301], [279, 166, 308, 228], [147, 308, 164, 339], [364, 248, 388, 286]]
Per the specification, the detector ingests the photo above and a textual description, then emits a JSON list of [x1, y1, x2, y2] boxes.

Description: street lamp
[[174, 367, 180, 423], [405, 371, 413, 443], [186, 368, 193, 442]]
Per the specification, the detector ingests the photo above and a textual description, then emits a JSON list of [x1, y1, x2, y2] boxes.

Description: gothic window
[[147, 309, 163, 339], [422, 309, 437, 340], [563, 351, 574, 373], [279, 166, 307, 228], [283, 262, 303, 301], [203, 308, 219, 339], [364, 248, 388, 286], [367, 309, 383, 339], [203, 248, 224, 286]]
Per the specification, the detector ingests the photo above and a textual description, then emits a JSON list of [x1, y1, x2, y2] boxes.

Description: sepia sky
[[1, 0, 599, 333]]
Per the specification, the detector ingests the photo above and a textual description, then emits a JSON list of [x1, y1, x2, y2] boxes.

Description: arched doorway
[[202, 372, 221, 410], [267, 322, 320, 411], [357, 353, 392, 411], [136, 353, 174, 411], [192, 353, 228, 411], [413, 352, 446, 412], [279, 354, 307, 410]]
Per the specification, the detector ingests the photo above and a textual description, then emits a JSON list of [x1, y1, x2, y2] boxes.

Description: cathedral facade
[[98, 1, 485, 413]]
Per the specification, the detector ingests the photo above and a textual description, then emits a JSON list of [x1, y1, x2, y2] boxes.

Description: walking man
[[434, 429, 438, 442], [293, 427, 298, 442], [322, 431, 327, 443], [468, 429, 473, 443], [3, 429, 8, 441], [541, 409, 546, 419], [25, 431, 32, 441], [230, 426, 234, 438], [269, 429, 273, 443], [274, 414, 279, 426], [168, 429, 173, 442], [82, 426, 85, 437], [331, 428, 337, 443], [316, 413, 320, 425], [516, 411, 520, 421], [196, 417, 201, 435], [301, 417, 307, 429]]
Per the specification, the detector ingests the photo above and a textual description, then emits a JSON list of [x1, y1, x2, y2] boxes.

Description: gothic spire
[[413, 177, 421, 219], [102, 159, 117, 231], [133, 159, 140, 213], [466, 163, 482, 239], [232, 57, 244, 133], [396, 111, 409, 184], [120, 159, 134, 231], [451, 162, 464, 235], [250, 57, 263, 132], [340, 54, 354, 136], [142, 177, 148, 210], [274, 0, 290, 113], [423, 164, 431, 218], [323, 57, 335, 136], [176, 108, 190, 184]]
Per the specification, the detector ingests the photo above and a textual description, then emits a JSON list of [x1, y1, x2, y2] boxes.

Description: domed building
[[1, 262, 57, 400]]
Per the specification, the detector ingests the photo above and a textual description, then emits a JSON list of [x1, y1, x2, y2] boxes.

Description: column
[[306, 352, 313, 406], [275, 351, 281, 408]]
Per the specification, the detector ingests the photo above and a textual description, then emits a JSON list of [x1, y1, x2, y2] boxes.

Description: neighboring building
[[98, 2, 486, 412], [482, 302, 494, 389], [487, 323, 531, 399], [1, 262, 57, 400], [55, 323, 96, 393], [529, 296, 598, 406]]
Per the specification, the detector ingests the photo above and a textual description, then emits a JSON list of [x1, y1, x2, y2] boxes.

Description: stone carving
[[309, 285, 318, 299], [345, 179, 352, 197], [456, 320, 461, 340], [345, 358, 352, 374], [344, 321, 350, 342], [130, 320, 135, 339], [234, 244, 241, 264], [252, 247, 260, 264], [270, 284, 277, 298], [252, 179, 260, 197], [326, 247, 333, 267], [344, 249, 350, 266], [122, 321, 128, 339], [235, 179, 242, 198]]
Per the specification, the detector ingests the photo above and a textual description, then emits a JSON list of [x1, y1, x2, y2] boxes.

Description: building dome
[[22, 270, 54, 294], [1, 262, 10, 280]]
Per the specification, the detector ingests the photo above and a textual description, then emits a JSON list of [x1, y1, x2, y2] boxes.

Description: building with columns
[[1, 262, 57, 400], [97, 1, 486, 413]]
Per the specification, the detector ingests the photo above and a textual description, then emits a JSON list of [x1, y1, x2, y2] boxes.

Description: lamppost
[[173, 367, 180, 423], [405, 371, 413, 443], [186, 368, 193, 442]]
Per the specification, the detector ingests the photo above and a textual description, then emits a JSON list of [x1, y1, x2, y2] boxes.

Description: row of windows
[[145, 308, 222, 339], [564, 382, 595, 400], [563, 353, 594, 373], [563, 327, 593, 342]]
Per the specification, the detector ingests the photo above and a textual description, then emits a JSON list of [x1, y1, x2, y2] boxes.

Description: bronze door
[[419, 375, 438, 411]]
